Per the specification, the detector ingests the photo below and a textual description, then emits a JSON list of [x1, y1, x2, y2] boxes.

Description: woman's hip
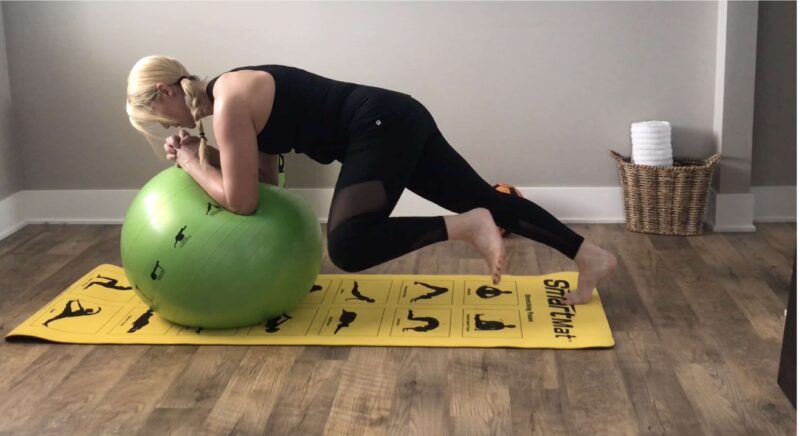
[[341, 85, 434, 141]]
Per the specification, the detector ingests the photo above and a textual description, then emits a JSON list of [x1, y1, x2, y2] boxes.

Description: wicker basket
[[610, 149, 722, 236]]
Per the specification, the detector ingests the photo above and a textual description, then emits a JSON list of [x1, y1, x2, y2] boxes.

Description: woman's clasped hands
[[164, 129, 201, 168]]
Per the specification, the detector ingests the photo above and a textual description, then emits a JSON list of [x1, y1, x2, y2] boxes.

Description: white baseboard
[[706, 190, 757, 232], [0, 191, 25, 242], [0, 185, 794, 242]]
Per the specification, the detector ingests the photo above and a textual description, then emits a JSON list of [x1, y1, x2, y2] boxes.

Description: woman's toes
[[563, 289, 592, 305]]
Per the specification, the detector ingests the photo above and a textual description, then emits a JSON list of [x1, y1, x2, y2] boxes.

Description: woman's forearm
[[206, 144, 279, 187], [181, 158, 229, 211]]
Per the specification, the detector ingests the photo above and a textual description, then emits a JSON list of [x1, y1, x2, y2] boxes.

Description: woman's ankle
[[574, 240, 596, 266], [443, 208, 488, 242], [443, 214, 467, 241]]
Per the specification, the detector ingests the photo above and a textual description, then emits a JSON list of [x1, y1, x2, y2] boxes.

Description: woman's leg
[[327, 89, 615, 301], [326, 89, 449, 273], [404, 111, 617, 303], [406, 125, 586, 260]]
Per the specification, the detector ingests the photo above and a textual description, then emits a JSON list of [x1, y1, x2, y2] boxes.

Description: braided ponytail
[[176, 75, 210, 170]]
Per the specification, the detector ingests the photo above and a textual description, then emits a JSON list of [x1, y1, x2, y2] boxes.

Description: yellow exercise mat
[[5, 264, 614, 349]]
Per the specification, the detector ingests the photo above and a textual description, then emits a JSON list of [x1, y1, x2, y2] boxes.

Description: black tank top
[[205, 65, 359, 164]]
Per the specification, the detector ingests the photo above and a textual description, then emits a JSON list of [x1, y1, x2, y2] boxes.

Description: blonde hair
[[126, 55, 211, 169]]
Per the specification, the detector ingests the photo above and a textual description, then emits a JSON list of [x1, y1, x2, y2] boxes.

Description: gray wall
[[0, 3, 20, 201], [753, 0, 795, 187], [0, 1, 793, 196]]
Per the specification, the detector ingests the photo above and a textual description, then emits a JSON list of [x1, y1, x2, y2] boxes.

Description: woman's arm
[[213, 93, 261, 215], [207, 145, 278, 186], [184, 140, 258, 215], [180, 159, 228, 210]]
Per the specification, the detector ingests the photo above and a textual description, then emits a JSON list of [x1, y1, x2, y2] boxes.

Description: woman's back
[[206, 64, 360, 164]]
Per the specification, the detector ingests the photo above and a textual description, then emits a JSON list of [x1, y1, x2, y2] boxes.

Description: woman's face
[[149, 83, 197, 129]]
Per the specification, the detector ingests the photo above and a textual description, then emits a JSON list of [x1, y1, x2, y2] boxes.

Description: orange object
[[492, 183, 522, 237]]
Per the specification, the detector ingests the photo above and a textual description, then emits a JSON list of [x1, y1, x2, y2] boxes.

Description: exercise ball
[[492, 183, 523, 238], [120, 166, 322, 329]]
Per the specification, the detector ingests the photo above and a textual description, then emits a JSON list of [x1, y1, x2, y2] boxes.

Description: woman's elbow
[[236, 206, 257, 216], [232, 205, 257, 216], [229, 198, 259, 215]]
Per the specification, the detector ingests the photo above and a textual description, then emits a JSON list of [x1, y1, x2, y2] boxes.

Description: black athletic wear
[[206, 65, 585, 271], [206, 64, 357, 164]]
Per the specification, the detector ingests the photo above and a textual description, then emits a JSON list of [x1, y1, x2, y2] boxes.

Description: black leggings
[[326, 85, 585, 272]]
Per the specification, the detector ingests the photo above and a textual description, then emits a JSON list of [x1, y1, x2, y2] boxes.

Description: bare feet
[[445, 208, 507, 284], [563, 240, 617, 305]]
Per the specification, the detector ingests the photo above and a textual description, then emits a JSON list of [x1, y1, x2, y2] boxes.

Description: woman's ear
[[155, 82, 176, 97]]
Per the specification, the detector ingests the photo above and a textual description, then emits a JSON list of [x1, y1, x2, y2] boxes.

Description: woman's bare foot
[[563, 240, 617, 305], [444, 208, 507, 284]]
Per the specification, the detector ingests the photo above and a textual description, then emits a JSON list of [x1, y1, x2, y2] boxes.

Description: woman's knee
[[326, 216, 373, 273], [328, 248, 362, 273]]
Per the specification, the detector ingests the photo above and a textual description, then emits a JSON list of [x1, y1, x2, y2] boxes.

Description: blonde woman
[[126, 55, 617, 305]]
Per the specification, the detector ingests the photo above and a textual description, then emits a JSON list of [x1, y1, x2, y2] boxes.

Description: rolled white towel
[[631, 150, 672, 159], [634, 144, 672, 151], [633, 145, 673, 153], [630, 120, 673, 166], [632, 131, 671, 139], [631, 142, 672, 150], [632, 135, 671, 143], [631, 151, 672, 161], [633, 141, 670, 148], [634, 137, 671, 143], [634, 148, 672, 156], [631, 120, 671, 133]]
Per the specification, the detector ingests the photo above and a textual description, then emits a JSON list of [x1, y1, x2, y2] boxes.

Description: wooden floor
[[0, 222, 795, 435]]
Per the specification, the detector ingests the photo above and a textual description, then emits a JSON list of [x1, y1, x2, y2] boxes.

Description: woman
[[126, 55, 617, 305]]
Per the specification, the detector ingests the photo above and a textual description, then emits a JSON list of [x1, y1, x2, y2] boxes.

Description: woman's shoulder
[[209, 68, 277, 134], [212, 68, 275, 100]]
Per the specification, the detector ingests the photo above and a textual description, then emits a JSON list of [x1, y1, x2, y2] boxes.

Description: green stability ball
[[120, 165, 321, 329]]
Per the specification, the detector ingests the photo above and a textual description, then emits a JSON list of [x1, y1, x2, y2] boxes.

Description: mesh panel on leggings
[[325, 177, 449, 272], [481, 192, 584, 260], [405, 126, 586, 260], [327, 179, 388, 236], [512, 215, 583, 259]]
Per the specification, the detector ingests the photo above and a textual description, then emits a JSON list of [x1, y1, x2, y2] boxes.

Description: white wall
[[0, 1, 794, 238], [6, 1, 724, 189]]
